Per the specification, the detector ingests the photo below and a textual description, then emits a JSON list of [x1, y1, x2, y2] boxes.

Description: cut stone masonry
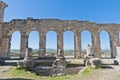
[[0, 1, 120, 59]]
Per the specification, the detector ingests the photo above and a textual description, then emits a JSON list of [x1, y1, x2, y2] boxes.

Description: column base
[[39, 49, 45, 57], [75, 52, 82, 59], [111, 56, 116, 59], [19, 53, 25, 59], [95, 52, 101, 58]]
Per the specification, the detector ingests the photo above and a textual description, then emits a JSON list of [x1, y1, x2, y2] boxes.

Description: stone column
[[24, 48, 33, 60], [1, 35, 10, 58], [74, 32, 82, 58], [0, 22, 3, 54], [0, 23, 2, 48], [86, 44, 93, 56], [92, 34, 101, 58], [110, 33, 118, 58], [39, 34, 46, 57], [114, 32, 120, 57], [0, 1, 8, 22], [7, 36, 11, 56], [20, 35, 28, 58], [57, 32, 64, 56]]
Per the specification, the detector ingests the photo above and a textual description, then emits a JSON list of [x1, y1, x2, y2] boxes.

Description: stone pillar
[[20, 35, 28, 58], [116, 47, 120, 58], [74, 32, 82, 58], [24, 48, 33, 60], [114, 32, 120, 57], [0, 1, 8, 22], [57, 32, 64, 56], [39, 34, 46, 57], [86, 44, 93, 56], [7, 36, 11, 56], [0, 35, 2, 50], [1, 35, 10, 58], [92, 34, 101, 58], [0, 29, 3, 57], [0, 23, 2, 48], [110, 33, 118, 58]]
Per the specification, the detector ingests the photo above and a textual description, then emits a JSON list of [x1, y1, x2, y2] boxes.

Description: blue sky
[[3, 0, 120, 50]]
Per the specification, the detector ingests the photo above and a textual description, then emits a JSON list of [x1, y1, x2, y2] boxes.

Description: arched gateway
[[0, 1, 120, 59]]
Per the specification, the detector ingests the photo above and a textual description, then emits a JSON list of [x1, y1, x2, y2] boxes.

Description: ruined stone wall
[[0, 18, 120, 58]]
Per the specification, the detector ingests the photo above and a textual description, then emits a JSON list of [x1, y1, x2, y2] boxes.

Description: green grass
[[81, 66, 94, 75], [10, 66, 95, 80], [10, 67, 81, 80], [11, 67, 48, 80]]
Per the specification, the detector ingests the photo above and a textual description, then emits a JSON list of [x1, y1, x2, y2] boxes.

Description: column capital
[[0, 1, 8, 22], [0, 1, 8, 9]]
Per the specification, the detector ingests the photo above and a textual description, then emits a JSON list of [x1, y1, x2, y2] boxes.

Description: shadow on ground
[[0, 78, 32, 80], [1, 61, 17, 66], [101, 65, 114, 69]]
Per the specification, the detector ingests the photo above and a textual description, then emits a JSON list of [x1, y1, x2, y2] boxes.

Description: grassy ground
[[1, 59, 120, 80], [0, 66, 93, 80]]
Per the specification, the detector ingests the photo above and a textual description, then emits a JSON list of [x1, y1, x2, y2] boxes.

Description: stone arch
[[27, 30, 40, 36], [9, 31, 21, 58], [28, 30, 40, 56], [1, 18, 120, 59], [7, 29, 21, 36], [63, 30, 75, 58], [46, 28, 58, 33], [80, 27, 94, 35], [46, 31, 57, 56], [98, 27, 111, 35], [81, 30, 92, 56], [63, 28, 76, 33], [99, 30, 111, 58]]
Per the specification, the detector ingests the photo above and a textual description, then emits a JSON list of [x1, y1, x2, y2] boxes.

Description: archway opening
[[81, 30, 92, 57], [100, 30, 111, 58], [28, 31, 39, 56], [10, 31, 21, 58], [46, 31, 57, 56], [63, 31, 74, 58]]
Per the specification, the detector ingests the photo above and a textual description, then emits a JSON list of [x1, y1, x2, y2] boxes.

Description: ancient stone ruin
[[1, 0, 120, 76], [18, 48, 67, 76], [0, 1, 120, 59]]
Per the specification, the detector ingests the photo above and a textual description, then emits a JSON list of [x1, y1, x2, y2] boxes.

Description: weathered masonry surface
[[0, 1, 120, 58]]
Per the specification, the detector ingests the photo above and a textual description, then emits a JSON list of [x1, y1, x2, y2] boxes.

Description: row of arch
[[10, 30, 116, 58]]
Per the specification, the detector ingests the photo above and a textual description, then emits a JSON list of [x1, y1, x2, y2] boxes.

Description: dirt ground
[[76, 65, 120, 80], [0, 60, 120, 80], [0, 66, 13, 78]]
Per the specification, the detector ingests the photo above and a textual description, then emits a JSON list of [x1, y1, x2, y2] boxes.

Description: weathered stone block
[[83, 57, 102, 68], [17, 60, 35, 69], [33, 66, 52, 76], [52, 56, 67, 76], [114, 59, 119, 65]]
